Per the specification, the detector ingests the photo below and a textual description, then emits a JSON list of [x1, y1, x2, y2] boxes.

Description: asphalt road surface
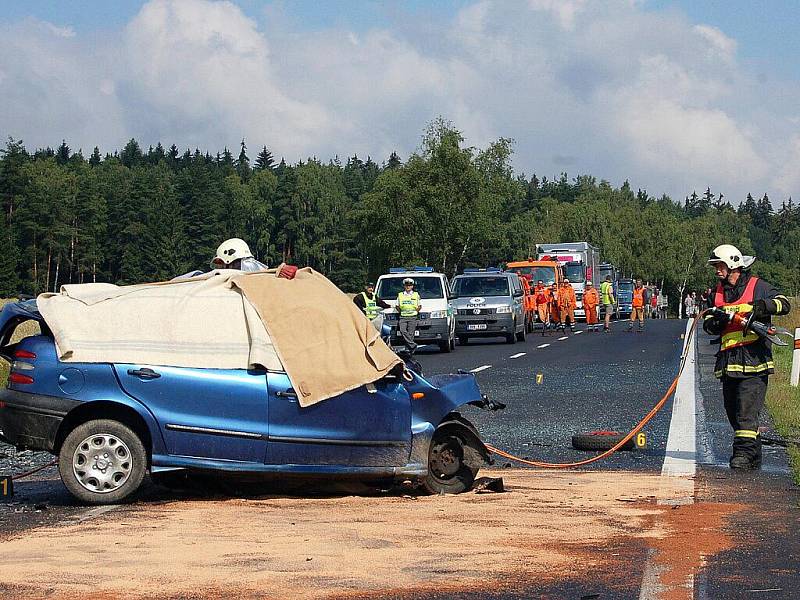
[[417, 319, 685, 470], [1, 317, 797, 599]]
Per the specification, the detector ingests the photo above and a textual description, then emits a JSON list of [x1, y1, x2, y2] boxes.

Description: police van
[[375, 267, 456, 352], [450, 268, 527, 344]]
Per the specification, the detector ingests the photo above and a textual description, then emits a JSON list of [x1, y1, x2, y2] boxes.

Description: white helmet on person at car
[[402, 277, 415, 285], [707, 244, 755, 270], [212, 238, 253, 267]]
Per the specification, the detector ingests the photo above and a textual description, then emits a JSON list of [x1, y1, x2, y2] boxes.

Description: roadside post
[[791, 327, 800, 387]]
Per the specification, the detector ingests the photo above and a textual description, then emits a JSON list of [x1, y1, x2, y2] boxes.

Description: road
[[0, 318, 797, 599]]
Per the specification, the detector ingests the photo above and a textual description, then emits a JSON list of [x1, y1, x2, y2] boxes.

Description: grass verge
[[764, 300, 800, 485]]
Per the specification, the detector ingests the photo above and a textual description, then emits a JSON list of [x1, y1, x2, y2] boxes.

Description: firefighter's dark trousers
[[721, 375, 768, 464]]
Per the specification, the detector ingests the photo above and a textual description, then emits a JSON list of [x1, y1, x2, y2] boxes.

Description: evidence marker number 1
[[0, 475, 12, 502]]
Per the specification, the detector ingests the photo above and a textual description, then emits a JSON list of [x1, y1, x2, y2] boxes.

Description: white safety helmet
[[212, 238, 253, 268], [707, 244, 755, 270]]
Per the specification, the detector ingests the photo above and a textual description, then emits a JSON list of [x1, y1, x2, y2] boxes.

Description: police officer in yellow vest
[[703, 244, 791, 469], [353, 282, 390, 320], [397, 277, 422, 354]]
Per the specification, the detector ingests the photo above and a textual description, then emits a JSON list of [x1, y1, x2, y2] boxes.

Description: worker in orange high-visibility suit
[[549, 283, 560, 332], [583, 280, 600, 332], [558, 279, 577, 332], [628, 279, 646, 332], [533, 280, 551, 335]]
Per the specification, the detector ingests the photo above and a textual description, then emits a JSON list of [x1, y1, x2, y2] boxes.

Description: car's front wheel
[[58, 419, 147, 505], [423, 426, 481, 494]]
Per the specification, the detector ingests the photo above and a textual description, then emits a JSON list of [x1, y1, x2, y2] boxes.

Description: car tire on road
[[458, 335, 469, 345], [571, 431, 636, 452], [506, 320, 517, 344], [438, 338, 452, 353], [58, 419, 147, 505], [423, 428, 479, 495], [516, 322, 526, 342]]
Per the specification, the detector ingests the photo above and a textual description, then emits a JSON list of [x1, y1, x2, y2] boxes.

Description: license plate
[[468, 324, 487, 331]]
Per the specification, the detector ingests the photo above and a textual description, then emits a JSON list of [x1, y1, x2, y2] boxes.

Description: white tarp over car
[[37, 267, 402, 407]]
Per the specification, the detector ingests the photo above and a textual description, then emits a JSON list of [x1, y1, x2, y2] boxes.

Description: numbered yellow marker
[[635, 432, 647, 449], [680, 334, 685, 340], [536, 373, 543, 384], [0, 475, 13, 502]]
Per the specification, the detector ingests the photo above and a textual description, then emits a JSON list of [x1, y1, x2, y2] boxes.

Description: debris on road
[[472, 476, 505, 493]]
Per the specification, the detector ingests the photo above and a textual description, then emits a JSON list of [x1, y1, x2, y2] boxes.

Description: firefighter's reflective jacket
[[702, 272, 791, 378]]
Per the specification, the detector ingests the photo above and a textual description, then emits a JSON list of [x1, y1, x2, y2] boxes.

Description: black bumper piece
[[0, 389, 81, 452]]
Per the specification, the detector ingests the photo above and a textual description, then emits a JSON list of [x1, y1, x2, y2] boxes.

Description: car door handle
[[127, 368, 161, 380], [276, 388, 297, 398]]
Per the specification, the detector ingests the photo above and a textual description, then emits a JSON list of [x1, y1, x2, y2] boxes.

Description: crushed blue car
[[0, 299, 498, 505]]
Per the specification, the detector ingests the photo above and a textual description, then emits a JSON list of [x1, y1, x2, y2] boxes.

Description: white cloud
[[1, 0, 800, 203]]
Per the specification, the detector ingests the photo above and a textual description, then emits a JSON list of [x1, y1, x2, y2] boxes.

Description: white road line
[[537, 343, 550, 349], [662, 318, 697, 478], [509, 352, 526, 359], [558, 336, 569, 341], [575, 330, 583, 334], [469, 365, 492, 373]]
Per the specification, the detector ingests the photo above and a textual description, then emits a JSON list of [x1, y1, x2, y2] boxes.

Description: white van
[[375, 267, 456, 353]]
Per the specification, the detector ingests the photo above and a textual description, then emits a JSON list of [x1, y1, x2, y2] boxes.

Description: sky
[[2, 0, 800, 205]]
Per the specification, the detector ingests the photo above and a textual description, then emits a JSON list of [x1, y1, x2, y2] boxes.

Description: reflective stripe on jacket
[[714, 276, 760, 351], [397, 291, 421, 317], [361, 292, 380, 319]]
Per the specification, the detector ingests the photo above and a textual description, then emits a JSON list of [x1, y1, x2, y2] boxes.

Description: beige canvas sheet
[[231, 268, 402, 406], [37, 267, 401, 407]]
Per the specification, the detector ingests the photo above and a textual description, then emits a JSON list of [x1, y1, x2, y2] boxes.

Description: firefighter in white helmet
[[703, 243, 790, 469], [211, 238, 268, 272]]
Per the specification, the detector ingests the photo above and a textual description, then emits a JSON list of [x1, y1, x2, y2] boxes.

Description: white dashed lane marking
[[558, 336, 569, 341], [470, 365, 492, 373], [509, 352, 526, 359], [575, 330, 583, 334], [537, 343, 550, 348]]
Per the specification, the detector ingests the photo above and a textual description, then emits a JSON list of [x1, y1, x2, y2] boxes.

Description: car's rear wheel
[[59, 419, 147, 505], [423, 427, 480, 495]]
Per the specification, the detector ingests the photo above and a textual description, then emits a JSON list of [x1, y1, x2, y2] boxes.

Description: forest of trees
[[1, 119, 799, 310]]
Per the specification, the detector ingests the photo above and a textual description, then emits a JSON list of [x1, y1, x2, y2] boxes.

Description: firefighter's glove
[[751, 299, 769, 320], [703, 309, 728, 335]]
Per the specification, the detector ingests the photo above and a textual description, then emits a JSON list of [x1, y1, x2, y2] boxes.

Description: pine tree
[[56, 140, 71, 165], [0, 214, 19, 295], [236, 139, 251, 181], [89, 147, 102, 167], [255, 146, 275, 171], [386, 151, 402, 170], [120, 139, 143, 168], [0, 137, 30, 221]]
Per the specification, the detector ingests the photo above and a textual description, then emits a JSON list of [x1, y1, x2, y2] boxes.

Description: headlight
[[496, 306, 513, 313], [429, 310, 447, 319]]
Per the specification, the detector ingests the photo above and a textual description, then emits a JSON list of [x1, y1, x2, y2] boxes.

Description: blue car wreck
[[0, 298, 497, 505]]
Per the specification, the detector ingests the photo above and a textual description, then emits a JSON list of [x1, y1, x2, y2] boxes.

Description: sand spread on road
[[0, 469, 734, 599]]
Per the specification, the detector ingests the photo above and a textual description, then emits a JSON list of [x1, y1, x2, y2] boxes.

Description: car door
[[115, 364, 269, 463], [266, 372, 412, 467]]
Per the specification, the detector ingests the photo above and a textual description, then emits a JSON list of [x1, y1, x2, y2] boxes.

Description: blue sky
[[2, 0, 800, 203]]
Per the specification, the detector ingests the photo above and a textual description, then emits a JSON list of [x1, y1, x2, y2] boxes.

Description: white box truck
[[536, 242, 601, 320]]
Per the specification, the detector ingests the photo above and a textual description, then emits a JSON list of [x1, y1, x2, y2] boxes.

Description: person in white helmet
[[172, 238, 268, 280], [703, 243, 791, 470], [210, 238, 268, 272]]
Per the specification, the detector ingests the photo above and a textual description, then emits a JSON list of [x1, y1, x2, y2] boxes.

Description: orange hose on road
[[486, 314, 701, 469]]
